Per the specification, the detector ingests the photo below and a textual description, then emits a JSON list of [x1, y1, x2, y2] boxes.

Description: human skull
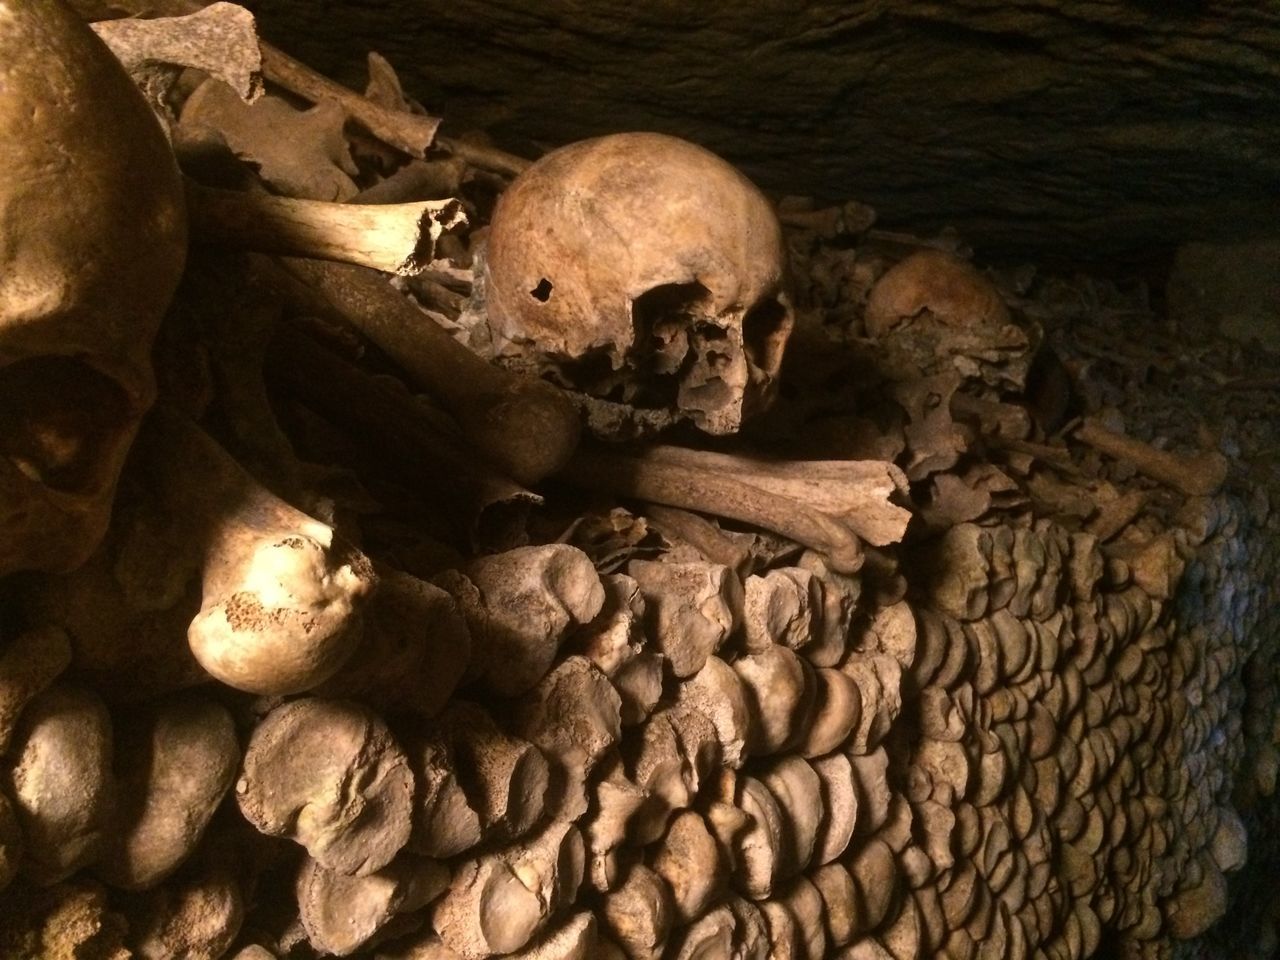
[[483, 132, 794, 435], [0, 0, 187, 576]]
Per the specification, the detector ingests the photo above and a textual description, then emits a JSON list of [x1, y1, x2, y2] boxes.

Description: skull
[[483, 132, 794, 435], [0, 0, 187, 576]]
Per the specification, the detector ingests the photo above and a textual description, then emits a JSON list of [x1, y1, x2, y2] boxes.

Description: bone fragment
[[298, 854, 449, 956], [626, 559, 742, 678], [3, 685, 114, 886], [142, 408, 374, 696], [650, 810, 724, 924], [799, 667, 863, 758], [96, 694, 238, 890], [406, 731, 483, 860], [1075, 416, 1228, 497], [567, 445, 911, 574], [743, 567, 819, 654], [777, 875, 828, 960], [129, 865, 244, 960], [734, 645, 816, 756], [189, 182, 467, 276], [761, 756, 824, 878], [236, 698, 413, 876], [674, 655, 752, 768], [600, 863, 673, 960], [669, 904, 735, 960], [278, 258, 581, 485], [460, 544, 604, 696], [431, 819, 584, 959], [0, 625, 72, 753], [810, 751, 858, 864]]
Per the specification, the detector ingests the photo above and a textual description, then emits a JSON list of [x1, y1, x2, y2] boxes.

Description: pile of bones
[[1, 3, 1277, 960]]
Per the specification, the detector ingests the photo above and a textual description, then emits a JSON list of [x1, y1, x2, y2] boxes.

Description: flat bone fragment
[[669, 904, 735, 960], [576, 574, 646, 677], [298, 853, 450, 956], [777, 874, 828, 960], [734, 774, 786, 900], [626, 559, 742, 678], [406, 732, 483, 859], [237, 697, 413, 876], [761, 755, 824, 878], [3, 684, 114, 886], [760, 898, 804, 960], [797, 552, 863, 667], [811, 861, 859, 948], [464, 544, 605, 696], [97, 694, 238, 890]]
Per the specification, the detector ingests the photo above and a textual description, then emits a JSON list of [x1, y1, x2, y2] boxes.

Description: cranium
[[0, 0, 187, 576], [483, 132, 794, 435]]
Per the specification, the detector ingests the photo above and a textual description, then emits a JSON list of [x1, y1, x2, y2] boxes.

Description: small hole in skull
[[0, 356, 132, 494], [743, 296, 790, 371], [530, 278, 554, 302]]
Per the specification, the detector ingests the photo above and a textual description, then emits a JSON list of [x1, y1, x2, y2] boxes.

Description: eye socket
[[0, 356, 133, 494], [743, 296, 791, 373], [529, 278, 554, 302]]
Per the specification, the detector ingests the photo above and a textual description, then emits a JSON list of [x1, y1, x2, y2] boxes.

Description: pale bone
[[2, 684, 114, 885], [919, 522, 992, 621], [612, 653, 666, 727], [849, 748, 893, 835], [148, 409, 374, 696], [796, 551, 863, 667], [674, 655, 752, 768], [236, 697, 413, 876], [856, 601, 918, 671], [799, 667, 863, 758], [0, 0, 186, 577], [810, 751, 858, 865], [437, 701, 550, 841], [459, 544, 605, 696], [669, 904, 735, 960], [913, 737, 971, 807], [760, 898, 804, 959], [742, 567, 819, 654], [96, 694, 238, 890], [583, 759, 647, 891], [733, 644, 814, 756], [878, 891, 923, 960], [406, 731, 483, 860], [600, 863, 673, 960], [316, 568, 470, 718], [626, 559, 742, 678], [864, 249, 1009, 339], [575, 573, 645, 678], [501, 912, 599, 960], [734, 774, 786, 900], [515, 656, 621, 820], [1075, 416, 1228, 497], [776, 875, 828, 960], [0, 625, 72, 753], [650, 810, 724, 924], [189, 182, 467, 276], [727, 896, 772, 960], [279, 258, 581, 485], [844, 652, 904, 755], [630, 705, 720, 837], [484, 132, 793, 435], [761, 755, 824, 878], [430, 819, 584, 959], [130, 865, 244, 960], [298, 854, 450, 956], [811, 862, 859, 948], [845, 839, 899, 936], [567, 445, 911, 574]]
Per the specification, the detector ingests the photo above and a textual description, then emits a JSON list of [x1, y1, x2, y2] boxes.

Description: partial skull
[[0, 0, 187, 576], [483, 132, 793, 436]]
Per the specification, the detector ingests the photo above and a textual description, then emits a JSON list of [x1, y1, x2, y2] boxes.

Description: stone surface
[[249, 0, 1280, 257]]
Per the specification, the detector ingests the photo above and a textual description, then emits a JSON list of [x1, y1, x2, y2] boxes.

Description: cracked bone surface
[[1, 7, 1278, 960]]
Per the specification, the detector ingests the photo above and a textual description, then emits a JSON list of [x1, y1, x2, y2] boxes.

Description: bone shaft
[[1076, 417, 1227, 496], [563, 447, 863, 573], [187, 182, 460, 276]]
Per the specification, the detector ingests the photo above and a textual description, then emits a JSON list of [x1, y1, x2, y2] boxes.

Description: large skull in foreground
[[0, 0, 187, 576], [483, 132, 793, 435]]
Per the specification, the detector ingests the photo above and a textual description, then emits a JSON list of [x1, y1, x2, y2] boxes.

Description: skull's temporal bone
[[483, 132, 794, 435]]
